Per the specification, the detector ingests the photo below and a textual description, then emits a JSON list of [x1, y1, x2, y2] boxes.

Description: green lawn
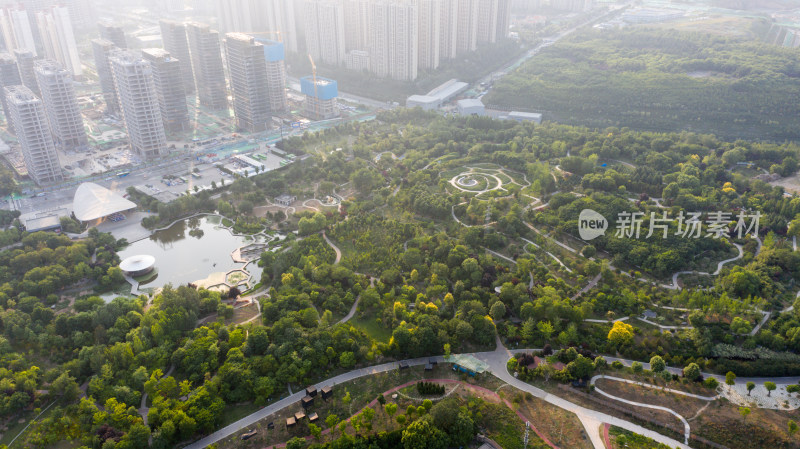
[[219, 402, 263, 428], [350, 317, 392, 343], [2, 400, 58, 448]]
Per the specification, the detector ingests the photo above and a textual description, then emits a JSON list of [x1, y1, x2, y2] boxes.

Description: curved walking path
[[322, 231, 342, 265], [521, 237, 573, 273], [269, 379, 561, 449], [485, 247, 517, 265], [588, 375, 718, 445], [589, 392, 687, 445], [184, 340, 691, 449], [590, 375, 719, 401], [336, 295, 361, 326], [661, 240, 743, 290], [139, 364, 175, 426], [584, 316, 629, 324], [636, 316, 693, 330]]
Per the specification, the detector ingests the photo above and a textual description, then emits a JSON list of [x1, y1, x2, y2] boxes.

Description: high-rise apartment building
[[109, 50, 167, 160], [305, 0, 346, 66], [264, 0, 298, 53], [343, 0, 370, 52], [91, 39, 119, 115], [0, 52, 21, 131], [186, 22, 227, 110], [476, 0, 499, 44], [5, 85, 63, 185], [255, 38, 288, 113], [216, 0, 298, 52], [438, 0, 458, 60], [159, 20, 195, 94], [456, 0, 478, 54], [550, 0, 591, 11], [216, 0, 253, 34], [0, 7, 36, 56], [61, 0, 95, 31], [345, 49, 370, 71], [369, 0, 418, 81], [496, 0, 511, 40], [36, 7, 82, 77], [141, 48, 189, 133], [418, 0, 441, 70], [98, 22, 126, 48], [34, 59, 87, 152], [224, 33, 270, 133], [13, 49, 38, 95]]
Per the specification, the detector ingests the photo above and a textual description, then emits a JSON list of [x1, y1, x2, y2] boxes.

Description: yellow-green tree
[[607, 321, 634, 346]]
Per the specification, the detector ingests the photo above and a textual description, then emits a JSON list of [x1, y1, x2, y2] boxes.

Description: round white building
[[119, 255, 156, 277]]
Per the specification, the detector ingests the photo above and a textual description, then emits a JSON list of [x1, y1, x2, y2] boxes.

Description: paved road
[[485, 247, 517, 265], [186, 338, 691, 449], [573, 273, 602, 300], [592, 379, 690, 444], [322, 231, 342, 265], [182, 357, 437, 449], [590, 375, 719, 401], [336, 295, 361, 326], [478, 340, 691, 449], [588, 374, 719, 446], [185, 337, 800, 449]]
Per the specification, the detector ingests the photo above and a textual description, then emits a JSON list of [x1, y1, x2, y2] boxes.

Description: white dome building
[[73, 182, 136, 224], [119, 255, 155, 277]]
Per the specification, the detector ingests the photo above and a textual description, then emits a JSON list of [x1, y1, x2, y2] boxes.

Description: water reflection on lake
[[117, 215, 268, 289]]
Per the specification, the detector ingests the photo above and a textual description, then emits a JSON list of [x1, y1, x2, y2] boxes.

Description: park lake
[[116, 215, 269, 291]]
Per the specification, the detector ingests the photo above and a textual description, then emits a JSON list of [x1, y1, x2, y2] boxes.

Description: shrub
[[611, 361, 624, 369], [704, 378, 719, 389], [416, 382, 445, 396]]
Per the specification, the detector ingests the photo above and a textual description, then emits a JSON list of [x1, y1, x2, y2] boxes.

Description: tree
[[607, 321, 634, 346], [342, 390, 352, 409], [582, 245, 596, 258], [632, 361, 643, 374], [286, 436, 307, 449], [490, 301, 506, 321], [361, 406, 376, 431], [725, 371, 736, 386], [443, 343, 451, 358], [765, 381, 777, 397], [568, 355, 595, 380], [649, 356, 665, 373], [396, 414, 407, 426], [739, 407, 751, 422], [422, 399, 433, 412], [51, 372, 81, 401], [385, 403, 398, 422], [683, 363, 701, 381], [789, 420, 798, 437], [325, 414, 340, 441], [521, 319, 537, 343], [537, 321, 555, 340], [747, 382, 755, 396], [730, 317, 753, 335], [339, 351, 356, 368], [401, 417, 448, 449], [309, 423, 322, 441]]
